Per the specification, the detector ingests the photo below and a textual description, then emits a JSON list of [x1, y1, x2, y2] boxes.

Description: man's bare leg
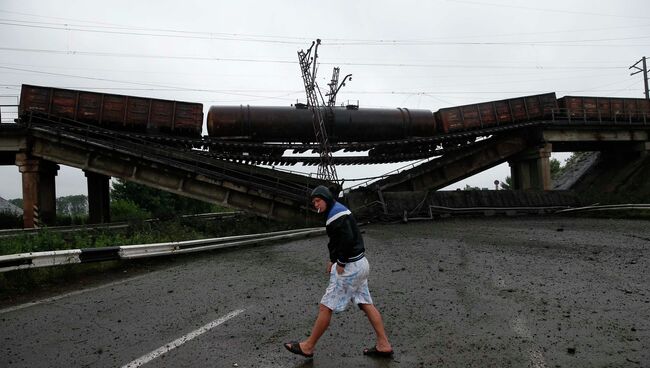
[[359, 303, 392, 352], [286, 303, 332, 355]]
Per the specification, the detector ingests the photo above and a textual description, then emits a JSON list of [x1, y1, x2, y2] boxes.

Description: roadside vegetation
[[0, 179, 298, 256], [0, 180, 299, 297], [0, 214, 296, 257], [0, 214, 296, 294]]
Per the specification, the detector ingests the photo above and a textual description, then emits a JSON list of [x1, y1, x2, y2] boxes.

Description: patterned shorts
[[320, 257, 373, 313]]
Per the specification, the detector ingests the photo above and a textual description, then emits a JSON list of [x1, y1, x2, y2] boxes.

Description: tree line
[[2, 156, 575, 227], [2, 179, 223, 228]]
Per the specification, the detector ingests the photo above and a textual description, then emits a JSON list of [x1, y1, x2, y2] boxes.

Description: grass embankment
[[0, 215, 298, 297], [1, 215, 297, 256]]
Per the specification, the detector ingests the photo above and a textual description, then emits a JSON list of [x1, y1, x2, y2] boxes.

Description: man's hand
[[336, 264, 344, 275], [326, 261, 333, 274]]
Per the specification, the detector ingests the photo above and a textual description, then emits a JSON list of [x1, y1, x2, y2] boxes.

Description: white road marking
[[0, 274, 149, 315], [121, 308, 245, 368], [509, 315, 548, 368], [529, 348, 547, 368], [510, 315, 532, 339], [497, 274, 548, 368]]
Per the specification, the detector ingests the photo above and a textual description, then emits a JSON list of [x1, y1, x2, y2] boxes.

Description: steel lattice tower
[[297, 39, 350, 183]]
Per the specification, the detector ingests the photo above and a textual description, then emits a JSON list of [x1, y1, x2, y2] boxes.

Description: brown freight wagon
[[19, 84, 204, 137], [557, 96, 650, 123], [435, 92, 558, 134]]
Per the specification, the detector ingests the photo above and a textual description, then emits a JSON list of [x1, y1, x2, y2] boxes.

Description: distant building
[[0, 196, 23, 216]]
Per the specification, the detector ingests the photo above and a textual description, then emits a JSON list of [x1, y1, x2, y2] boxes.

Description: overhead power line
[[0, 20, 306, 45], [3, 6, 650, 44], [0, 10, 313, 42], [447, 0, 650, 20], [0, 65, 303, 99], [2, 18, 650, 46], [0, 47, 629, 70], [327, 35, 650, 46]]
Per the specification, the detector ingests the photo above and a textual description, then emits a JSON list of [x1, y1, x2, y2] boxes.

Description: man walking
[[284, 185, 393, 358]]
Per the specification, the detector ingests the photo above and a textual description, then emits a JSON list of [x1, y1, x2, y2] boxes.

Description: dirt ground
[[1, 216, 648, 367]]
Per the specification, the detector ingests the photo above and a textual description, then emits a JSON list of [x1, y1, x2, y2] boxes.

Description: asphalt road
[[1, 217, 648, 367]]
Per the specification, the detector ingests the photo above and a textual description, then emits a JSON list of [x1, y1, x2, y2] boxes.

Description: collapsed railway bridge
[[1, 84, 649, 227]]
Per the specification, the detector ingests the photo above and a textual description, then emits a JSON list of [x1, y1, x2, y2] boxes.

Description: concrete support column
[[16, 153, 59, 228], [508, 143, 552, 191], [85, 171, 111, 224]]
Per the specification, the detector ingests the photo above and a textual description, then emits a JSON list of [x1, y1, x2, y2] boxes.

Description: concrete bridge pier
[[16, 153, 59, 228], [85, 171, 111, 224], [508, 143, 552, 191]]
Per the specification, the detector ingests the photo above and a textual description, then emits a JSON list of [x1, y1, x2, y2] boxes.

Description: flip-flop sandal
[[284, 341, 314, 358], [363, 346, 394, 357]]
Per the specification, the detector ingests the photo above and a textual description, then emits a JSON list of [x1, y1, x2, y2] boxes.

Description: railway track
[[19, 112, 544, 166], [14, 111, 649, 167]]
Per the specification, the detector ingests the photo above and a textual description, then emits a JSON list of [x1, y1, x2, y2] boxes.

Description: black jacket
[[311, 186, 365, 267]]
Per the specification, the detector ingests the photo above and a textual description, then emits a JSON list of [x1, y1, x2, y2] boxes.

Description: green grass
[[0, 215, 301, 256], [0, 215, 299, 297], [0, 221, 199, 256]]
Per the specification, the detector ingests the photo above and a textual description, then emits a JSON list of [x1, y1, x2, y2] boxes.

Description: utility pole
[[297, 40, 351, 183], [629, 57, 649, 100]]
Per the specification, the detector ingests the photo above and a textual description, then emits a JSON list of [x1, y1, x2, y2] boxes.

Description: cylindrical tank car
[[207, 104, 436, 142]]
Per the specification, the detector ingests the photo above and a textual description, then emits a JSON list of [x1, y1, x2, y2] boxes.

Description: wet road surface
[[1, 217, 648, 367]]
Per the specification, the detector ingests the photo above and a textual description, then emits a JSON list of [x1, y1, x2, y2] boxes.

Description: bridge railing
[[551, 108, 649, 124]]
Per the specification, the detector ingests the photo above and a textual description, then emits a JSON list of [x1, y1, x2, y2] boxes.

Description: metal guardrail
[[119, 228, 323, 259], [403, 205, 572, 222], [555, 204, 650, 214], [0, 227, 325, 273], [0, 212, 242, 238], [0, 249, 83, 270], [401, 204, 650, 221], [428, 205, 570, 215]]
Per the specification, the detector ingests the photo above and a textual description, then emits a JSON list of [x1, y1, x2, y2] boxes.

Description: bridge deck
[[0, 117, 330, 223]]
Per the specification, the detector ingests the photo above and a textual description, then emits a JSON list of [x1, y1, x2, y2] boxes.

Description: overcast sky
[[1, 0, 649, 199]]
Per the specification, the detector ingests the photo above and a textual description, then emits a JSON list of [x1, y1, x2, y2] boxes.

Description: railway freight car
[[557, 96, 650, 122], [19, 84, 204, 137], [435, 93, 558, 134], [207, 104, 436, 143]]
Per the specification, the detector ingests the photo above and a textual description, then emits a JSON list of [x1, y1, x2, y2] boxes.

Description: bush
[[110, 199, 151, 222], [0, 212, 22, 229], [0, 214, 302, 296], [0, 230, 71, 256], [54, 214, 87, 226], [111, 180, 213, 218]]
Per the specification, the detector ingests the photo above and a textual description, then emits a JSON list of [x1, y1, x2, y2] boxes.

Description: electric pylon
[[297, 39, 351, 183]]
